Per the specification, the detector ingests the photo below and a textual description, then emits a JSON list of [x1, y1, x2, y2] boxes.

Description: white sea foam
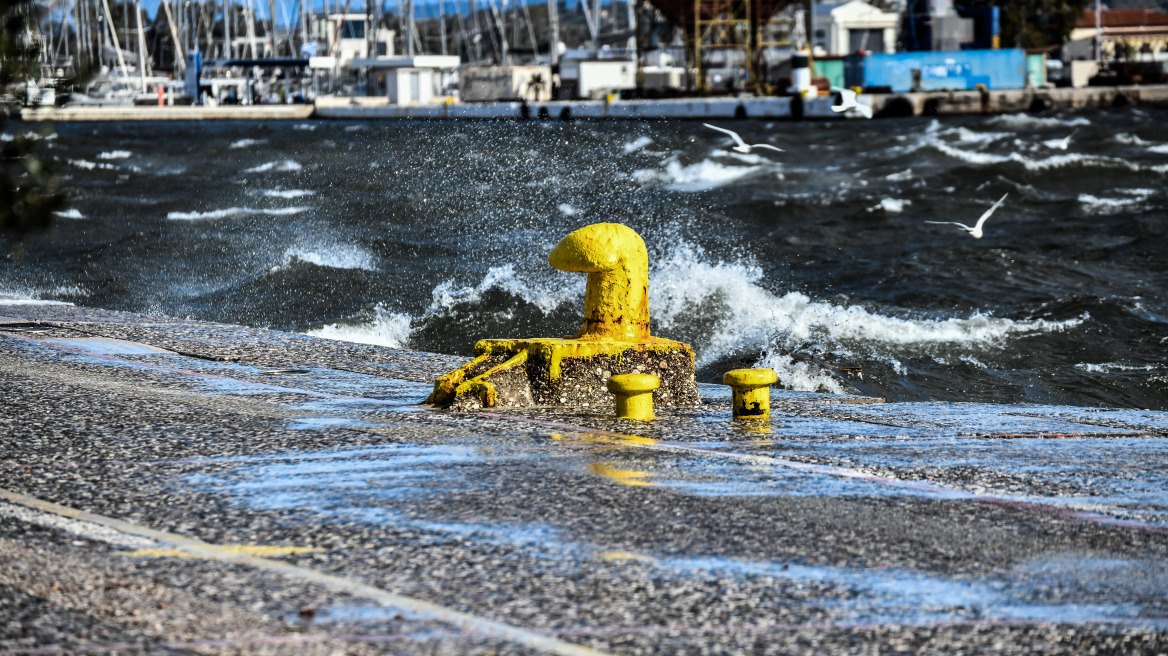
[[167, 206, 310, 220], [68, 159, 117, 170], [54, 209, 85, 219], [282, 245, 375, 271], [245, 160, 302, 173], [1148, 144, 1168, 154], [264, 189, 316, 199], [1075, 362, 1159, 373], [1114, 133, 1150, 146], [634, 158, 761, 192], [987, 114, 1090, 128], [293, 123, 317, 131], [885, 168, 914, 181], [558, 203, 580, 216], [927, 141, 1009, 165], [871, 198, 909, 213], [230, 138, 268, 149], [308, 305, 411, 348], [98, 150, 132, 159], [622, 136, 654, 154], [1078, 189, 1153, 214], [0, 285, 75, 306], [929, 140, 1168, 174], [950, 127, 1010, 144], [1, 131, 55, 142]]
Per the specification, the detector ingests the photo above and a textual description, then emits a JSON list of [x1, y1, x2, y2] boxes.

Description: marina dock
[[19, 84, 1168, 122], [3, 302, 1167, 654]]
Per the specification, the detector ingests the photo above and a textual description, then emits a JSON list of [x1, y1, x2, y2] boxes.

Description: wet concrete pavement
[[2, 304, 1168, 655]]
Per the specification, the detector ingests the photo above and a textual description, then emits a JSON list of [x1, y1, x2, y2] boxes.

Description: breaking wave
[[650, 243, 1083, 391], [308, 304, 411, 349], [306, 242, 1085, 394], [427, 264, 580, 316]]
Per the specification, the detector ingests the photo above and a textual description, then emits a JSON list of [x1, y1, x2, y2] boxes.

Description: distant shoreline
[[19, 83, 1168, 123]]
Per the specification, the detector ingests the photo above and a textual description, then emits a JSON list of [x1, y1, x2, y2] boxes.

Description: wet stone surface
[[2, 305, 1168, 655]]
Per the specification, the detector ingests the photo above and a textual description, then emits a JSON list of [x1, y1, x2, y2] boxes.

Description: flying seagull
[[703, 123, 784, 154], [830, 86, 873, 119], [925, 193, 1009, 239], [1043, 129, 1078, 150]]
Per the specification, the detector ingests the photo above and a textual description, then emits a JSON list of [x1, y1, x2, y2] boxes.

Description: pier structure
[[22, 83, 1168, 121]]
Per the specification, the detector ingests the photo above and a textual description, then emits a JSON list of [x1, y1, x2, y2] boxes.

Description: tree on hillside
[[1, 0, 66, 250], [959, 0, 1091, 49]]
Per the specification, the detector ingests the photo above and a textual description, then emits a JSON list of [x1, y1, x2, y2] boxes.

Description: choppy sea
[[3, 109, 1166, 408]]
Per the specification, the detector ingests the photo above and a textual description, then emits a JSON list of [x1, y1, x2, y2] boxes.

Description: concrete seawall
[[19, 84, 1168, 122]]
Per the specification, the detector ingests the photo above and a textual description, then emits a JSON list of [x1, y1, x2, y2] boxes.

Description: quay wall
[[19, 85, 1168, 122]]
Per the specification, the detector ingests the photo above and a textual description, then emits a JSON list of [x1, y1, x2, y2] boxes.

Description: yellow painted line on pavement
[[0, 487, 608, 656], [123, 545, 321, 559], [596, 551, 655, 563]]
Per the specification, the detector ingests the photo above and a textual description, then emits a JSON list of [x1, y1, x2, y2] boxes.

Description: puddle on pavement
[[184, 435, 1168, 629]]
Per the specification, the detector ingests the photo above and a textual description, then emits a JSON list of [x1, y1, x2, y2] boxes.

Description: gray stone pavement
[[2, 304, 1168, 655]]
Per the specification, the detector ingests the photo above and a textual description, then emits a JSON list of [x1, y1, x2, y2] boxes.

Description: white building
[[354, 55, 461, 104], [309, 14, 394, 69], [813, 0, 900, 56]]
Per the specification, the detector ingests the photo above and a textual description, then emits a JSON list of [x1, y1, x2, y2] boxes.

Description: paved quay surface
[[2, 304, 1168, 655]]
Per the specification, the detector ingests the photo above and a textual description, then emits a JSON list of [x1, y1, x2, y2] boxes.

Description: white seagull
[[1042, 129, 1078, 150], [703, 123, 784, 154], [830, 86, 873, 119], [925, 193, 1009, 239]]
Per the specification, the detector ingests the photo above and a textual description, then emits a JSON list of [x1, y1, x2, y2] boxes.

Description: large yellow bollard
[[426, 223, 699, 411], [548, 223, 650, 341], [723, 368, 778, 419], [607, 373, 659, 421]]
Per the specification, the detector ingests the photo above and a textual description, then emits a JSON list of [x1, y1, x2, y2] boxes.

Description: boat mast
[[134, 0, 148, 90], [438, 0, 447, 55], [268, 0, 276, 55], [99, 0, 132, 82], [159, 0, 185, 73], [225, 0, 233, 58], [625, 0, 635, 59], [546, 0, 558, 65]]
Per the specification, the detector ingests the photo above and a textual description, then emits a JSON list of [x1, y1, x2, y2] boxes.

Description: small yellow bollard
[[723, 368, 778, 419], [608, 373, 660, 421]]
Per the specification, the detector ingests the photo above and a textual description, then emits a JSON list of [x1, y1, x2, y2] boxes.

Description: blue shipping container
[[863, 49, 1027, 92]]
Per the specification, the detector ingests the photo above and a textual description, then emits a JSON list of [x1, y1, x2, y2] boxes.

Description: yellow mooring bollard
[[425, 223, 700, 411], [723, 368, 778, 419], [608, 373, 660, 421]]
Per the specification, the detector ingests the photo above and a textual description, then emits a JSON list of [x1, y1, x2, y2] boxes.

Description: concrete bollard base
[[426, 337, 699, 411]]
